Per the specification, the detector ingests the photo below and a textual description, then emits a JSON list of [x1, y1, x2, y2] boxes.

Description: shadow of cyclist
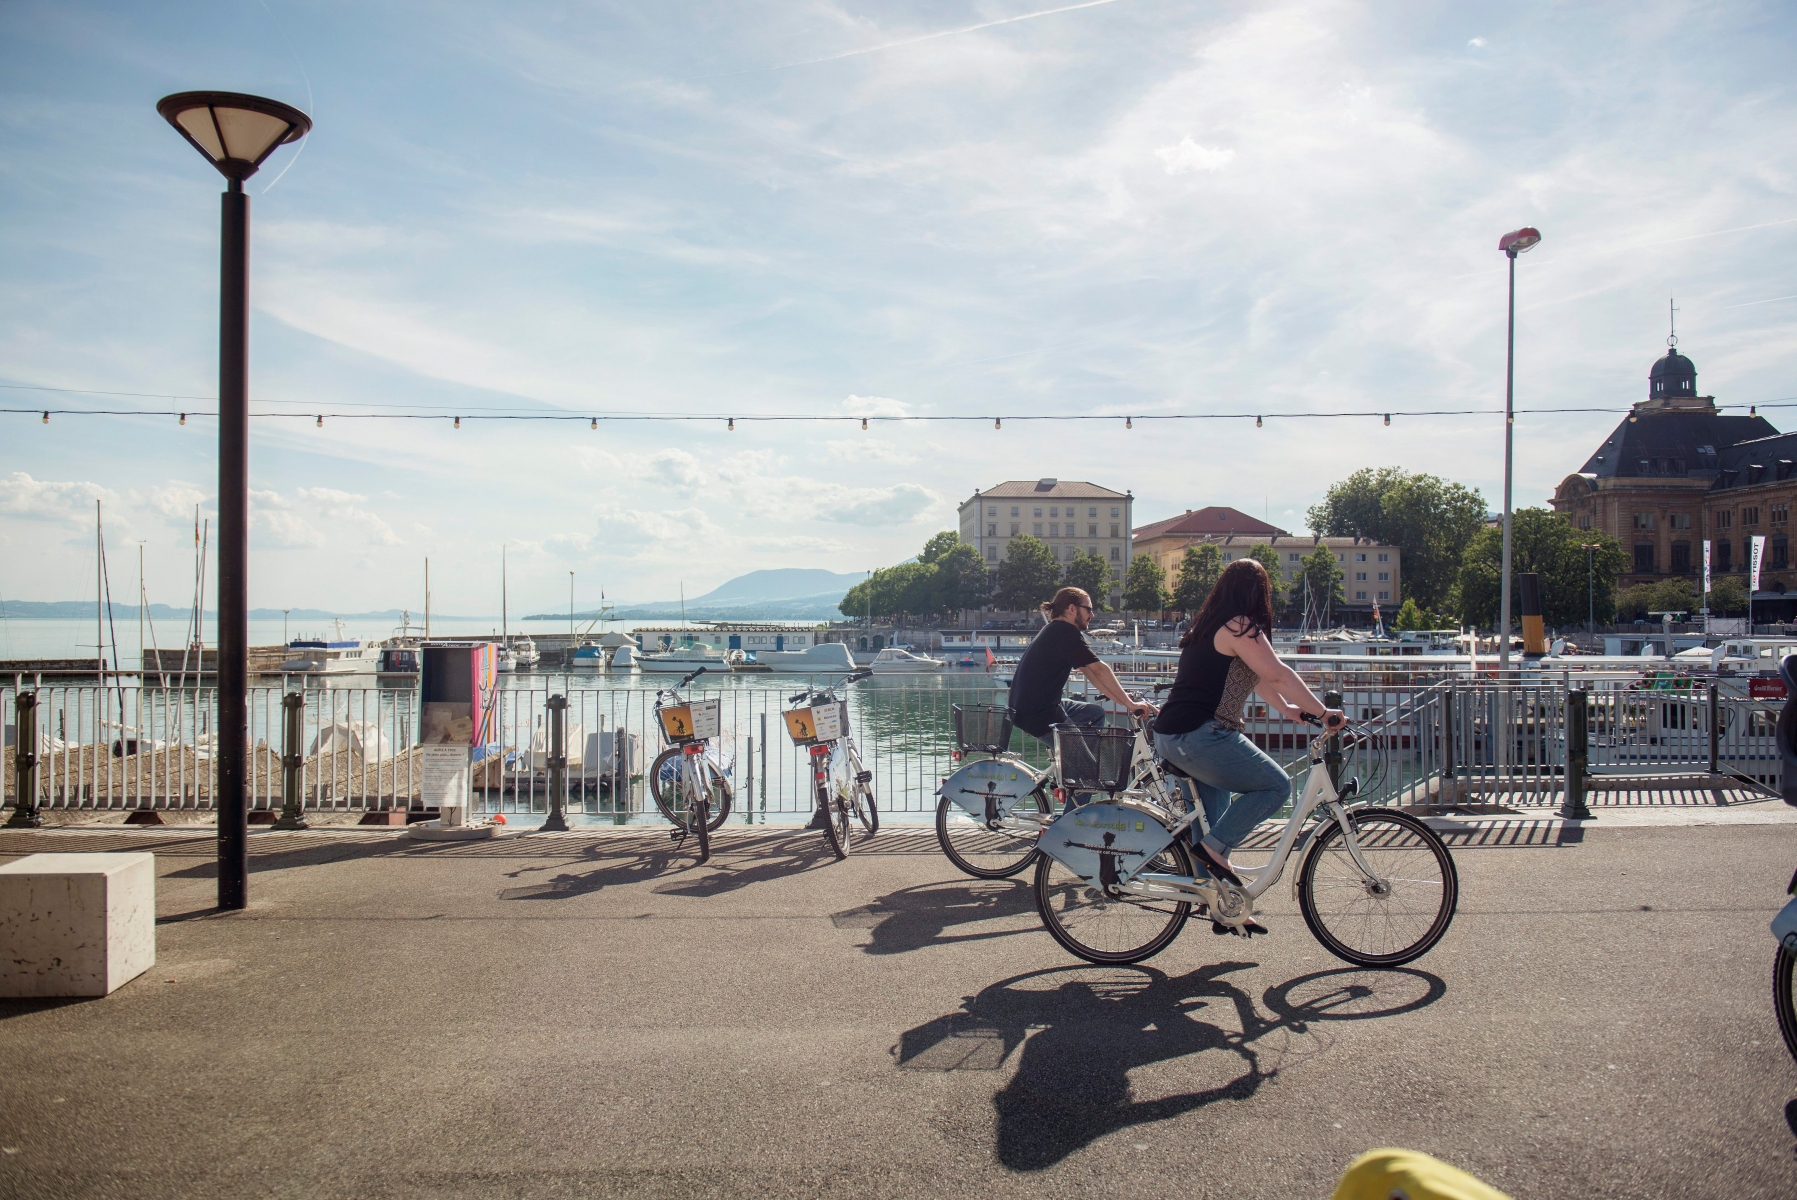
[[895, 960, 1445, 1172], [848, 880, 1039, 956]]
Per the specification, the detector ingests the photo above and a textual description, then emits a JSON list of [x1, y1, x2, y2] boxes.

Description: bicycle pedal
[[855, 771, 873, 784]]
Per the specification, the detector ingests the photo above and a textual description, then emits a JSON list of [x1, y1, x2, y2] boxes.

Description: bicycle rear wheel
[[936, 789, 1050, 879], [1776, 946, 1797, 1063], [650, 748, 734, 832], [1033, 839, 1194, 965], [1298, 808, 1458, 967], [848, 743, 878, 836], [693, 797, 711, 864]]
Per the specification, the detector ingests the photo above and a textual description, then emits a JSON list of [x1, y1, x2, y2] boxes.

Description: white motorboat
[[869, 646, 947, 674], [636, 645, 742, 673], [510, 635, 541, 668], [279, 621, 378, 674], [749, 643, 857, 673]]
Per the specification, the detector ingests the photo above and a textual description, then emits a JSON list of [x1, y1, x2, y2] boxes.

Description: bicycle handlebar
[[677, 666, 708, 689]]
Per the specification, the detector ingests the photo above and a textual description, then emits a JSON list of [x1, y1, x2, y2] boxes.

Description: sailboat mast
[[425, 558, 431, 639], [139, 542, 146, 681], [502, 546, 508, 643], [96, 500, 104, 686]]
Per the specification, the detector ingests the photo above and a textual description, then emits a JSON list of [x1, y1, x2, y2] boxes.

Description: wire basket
[[783, 700, 847, 747], [1052, 725, 1136, 794], [953, 704, 1014, 755]]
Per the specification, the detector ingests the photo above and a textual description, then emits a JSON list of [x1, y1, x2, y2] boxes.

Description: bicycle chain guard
[[940, 758, 1039, 822], [1038, 800, 1178, 890]]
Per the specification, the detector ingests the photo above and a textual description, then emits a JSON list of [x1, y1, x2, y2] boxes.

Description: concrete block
[[0, 853, 156, 997]]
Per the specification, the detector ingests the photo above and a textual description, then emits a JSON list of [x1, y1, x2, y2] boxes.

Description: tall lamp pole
[[1579, 543, 1600, 638], [158, 93, 311, 911], [1497, 226, 1542, 672]]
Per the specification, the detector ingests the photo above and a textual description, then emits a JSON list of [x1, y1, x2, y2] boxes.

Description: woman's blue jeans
[[1153, 722, 1291, 851]]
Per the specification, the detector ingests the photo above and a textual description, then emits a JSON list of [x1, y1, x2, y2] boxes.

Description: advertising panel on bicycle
[[809, 703, 843, 742], [688, 698, 722, 740]]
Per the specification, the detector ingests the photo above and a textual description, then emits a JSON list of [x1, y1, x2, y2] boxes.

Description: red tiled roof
[[1132, 507, 1288, 540]]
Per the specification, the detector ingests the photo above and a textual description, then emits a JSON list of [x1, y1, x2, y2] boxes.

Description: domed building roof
[[1648, 346, 1697, 400]]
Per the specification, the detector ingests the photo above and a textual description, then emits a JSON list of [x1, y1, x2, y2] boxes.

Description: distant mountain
[[523, 568, 866, 622]]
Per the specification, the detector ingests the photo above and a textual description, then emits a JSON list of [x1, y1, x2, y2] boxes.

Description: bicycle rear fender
[[939, 757, 1040, 820], [1038, 801, 1177, 889]]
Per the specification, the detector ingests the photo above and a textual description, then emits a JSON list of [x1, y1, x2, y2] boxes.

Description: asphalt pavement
[[2, 812, 1795, 1199]]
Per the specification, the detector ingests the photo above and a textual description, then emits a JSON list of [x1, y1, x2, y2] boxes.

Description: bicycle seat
[[1158, 758, 1194, 781]]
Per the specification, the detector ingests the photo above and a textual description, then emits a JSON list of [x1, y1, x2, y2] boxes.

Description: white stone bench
[[0, 853, 155, 997]]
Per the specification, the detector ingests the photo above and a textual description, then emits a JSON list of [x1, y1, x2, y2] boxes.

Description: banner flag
[[1702, 540, 1711, 598], [1752, 535, 1767, 593]]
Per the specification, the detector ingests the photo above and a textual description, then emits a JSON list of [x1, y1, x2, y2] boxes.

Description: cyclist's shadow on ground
[[650, 836, 840, 897], [836, 880, 1038, 955], [895, 961, 1446, 1172]]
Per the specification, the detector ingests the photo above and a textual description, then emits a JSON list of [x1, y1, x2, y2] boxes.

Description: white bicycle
[[1034, 714, 1459, 967]]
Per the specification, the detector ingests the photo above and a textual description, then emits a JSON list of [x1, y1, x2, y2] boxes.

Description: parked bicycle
[[1033, 713, 1459, 966], [1768, 652, 1797, 1061], [935, 693, 1192, 879], [784, 670, 876, 859], [650, 667, 733, 862]]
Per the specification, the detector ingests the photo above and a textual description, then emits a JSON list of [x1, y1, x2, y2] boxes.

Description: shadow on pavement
[[834, 879, 1037, 955], [650, 834, 841, 897], [894, 960, 1446, 1171]]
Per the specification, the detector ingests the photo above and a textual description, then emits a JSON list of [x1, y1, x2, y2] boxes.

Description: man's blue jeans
[[1153, 721, 1291, 850]]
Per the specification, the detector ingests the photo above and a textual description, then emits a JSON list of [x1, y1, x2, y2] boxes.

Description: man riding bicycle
[[1007, 587, 1154, 774]]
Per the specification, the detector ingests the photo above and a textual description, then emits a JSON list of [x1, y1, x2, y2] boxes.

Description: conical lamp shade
[[157, 92, 312, 181]]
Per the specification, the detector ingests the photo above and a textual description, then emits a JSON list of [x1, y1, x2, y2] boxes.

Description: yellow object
[[1332, 1149, 1512, 1200], [658, 706, 694, 740], [783, 709, 816, 742]]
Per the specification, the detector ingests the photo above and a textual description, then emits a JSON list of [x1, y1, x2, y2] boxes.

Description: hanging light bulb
[[728, 417, 735, 431], [41, 411, 49, 424], [1255, 415, 1262, 428], [1383, 413, 1391, 427], [316, 414, 323, 427], [590, 418, 597, 430], [454, 415, 461, 429], [1751, 405, 1758, 417], [861, 416, 868, 430], [994, 417, 1001, 430], [179, 412, 187, 426], [1126, 416, 1133, 429]]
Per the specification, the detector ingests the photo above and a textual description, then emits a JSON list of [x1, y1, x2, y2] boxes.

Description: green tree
[[1452, 509, 1628, 628], [1308, 468, 1487, 612], [1391, 597, 1428, 630], [1171, 543, 1222, 613], [918, 530, 960, 566], [993, 535, 1062, 612], [1062, 550, 1112, 611], [931, 542, 991, 615], [1245, 542, 1285, 607], [1294, 544, 1346, 622], [1123, 555, 1171, 615], [1708, 574, 1749, 617]]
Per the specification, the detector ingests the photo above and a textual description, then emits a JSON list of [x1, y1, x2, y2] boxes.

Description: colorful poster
[[1702, 540, 1711, 599], [1752, 535, 1767, 593]]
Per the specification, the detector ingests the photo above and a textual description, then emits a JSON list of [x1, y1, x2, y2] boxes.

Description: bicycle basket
[[783, 700, 847, 747], [1052, 725, 1135, 794], [952, 704, 1013, 755], [656, 698, 721, 746]]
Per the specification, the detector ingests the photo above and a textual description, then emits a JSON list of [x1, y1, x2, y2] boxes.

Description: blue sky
[[2, 0, 1794, 615]]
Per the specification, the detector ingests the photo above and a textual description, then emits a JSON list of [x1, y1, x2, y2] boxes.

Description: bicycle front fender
[[1038, 801, 1177, 889]]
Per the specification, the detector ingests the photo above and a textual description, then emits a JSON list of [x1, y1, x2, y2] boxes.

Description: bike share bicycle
[[1767, 653, 1797, 1061], [784, 669, 878, 859], [649, 667, 733, 863], [1033, 712, 1460, 966]]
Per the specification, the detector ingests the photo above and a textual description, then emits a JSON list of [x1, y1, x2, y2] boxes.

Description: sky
[[1, 0, 1794, 617]]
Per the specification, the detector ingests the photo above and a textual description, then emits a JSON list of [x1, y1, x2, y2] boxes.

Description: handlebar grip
[[847, 669, 872, 683], [1300, 712, 1323, 727]]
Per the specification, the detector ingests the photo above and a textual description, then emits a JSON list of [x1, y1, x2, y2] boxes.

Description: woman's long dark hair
[[1181, 558, 1275, 649]]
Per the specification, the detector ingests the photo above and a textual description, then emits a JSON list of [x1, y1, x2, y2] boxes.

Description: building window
[[1775, 504, 1790, 525], [1088, 524, 1097, 537], [1716, 510, 1733, 530], [1356, 572, 1367, 581], [1288, 553, 1301, 561], [1049, 523, 1060, 537], [1718, 540, 1733, 571], [1336, 553, 1344, 562], [1776, 537, 1790, 570], [1011, 506, 1020, 517], [1110, 524, 1119, 538], [1049, 506, 1058, 517], [986, 523, 996, 537], [1377, 553, 1388, 562], [1633, 512, 1655, 530], [1033, 507, 1042, 518], [985, 547, 996, 561], [987, 506, 996, 516], [1669, 513, 1691, 530], [1356, 553, 1367, 562], [1355, 591, 1368, 600], [1110, 546, 1120, 561], [1378, 572, 1389, 581], [1579, 515, 1592, 529], [1670, 542, 1691, 572], [1744, 507, 1761, 526], [1033, 523, 1043, 536], [1111, 507, 1119, 517], [1088, 507, 1097, 518], [1634, 543, 1656, 573], [1378, 591, 1390, 600]]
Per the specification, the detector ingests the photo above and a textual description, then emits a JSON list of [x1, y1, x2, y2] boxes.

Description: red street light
[[1498, 227, 1541, 257]]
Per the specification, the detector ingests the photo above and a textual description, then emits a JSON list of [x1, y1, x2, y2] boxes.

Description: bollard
[[6, 691, 43, 828], [1707, 683, 1719, 776], [543, 694, 569, 832], [1323, 689, 1344, 792], [1559, 688, 1593, 820], [272, 692, 309, 830]]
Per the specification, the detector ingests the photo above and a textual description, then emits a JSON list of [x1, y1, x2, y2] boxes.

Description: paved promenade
[[2, 801, 1796, 1198]]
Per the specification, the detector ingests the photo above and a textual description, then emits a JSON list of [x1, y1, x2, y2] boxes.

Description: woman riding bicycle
[[1154, 558, 1344, 890]]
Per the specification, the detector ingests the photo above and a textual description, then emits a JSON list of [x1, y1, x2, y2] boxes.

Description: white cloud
[[841, 394, 911, 419], [1468, 37, 1487, 47], [822, 483, 939, 526], [136, 482, 209, 524], [0, 473, 115, 522], [1154, 137, 1236, 175], [647, 448, 705, 492]]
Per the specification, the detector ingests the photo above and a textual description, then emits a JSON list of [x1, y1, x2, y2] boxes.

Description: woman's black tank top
[[1154, 630, 1244, 736]]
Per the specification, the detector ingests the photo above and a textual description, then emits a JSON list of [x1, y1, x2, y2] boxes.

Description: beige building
[[1133, 526, 1402, 614], [958, 478, 1133, 607]]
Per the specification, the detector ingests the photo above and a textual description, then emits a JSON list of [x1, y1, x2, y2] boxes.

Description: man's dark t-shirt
[[1008, 620, 1098, 737]]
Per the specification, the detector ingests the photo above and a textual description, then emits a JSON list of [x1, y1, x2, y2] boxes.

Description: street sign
[[1751, 676, 1787, 701]]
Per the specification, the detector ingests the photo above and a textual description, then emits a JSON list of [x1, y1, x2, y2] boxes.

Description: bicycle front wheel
[[650, 748, 734, 832], [1033, 838, 1194, 965], [1298, 808, 1458, 967], [1776, 946, 1797, 1063], [936, 789, 1050, 879], [848, 744, 878, 836]]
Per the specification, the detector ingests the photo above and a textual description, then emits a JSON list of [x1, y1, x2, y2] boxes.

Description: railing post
[[1323, 689, 1344, 792], [1559, 687, 1592, 820], [6, 691, 43, 828], [1707, 683, 1719, 775], [273, 691, 309, 830], [543, 693, 569, 832], [1441, 684, 1456, 785]]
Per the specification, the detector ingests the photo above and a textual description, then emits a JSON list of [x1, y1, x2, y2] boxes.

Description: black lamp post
[[1579, 543, 1601, 637], [1496, 226, 1542, 673], [157, 92, 311, 911]]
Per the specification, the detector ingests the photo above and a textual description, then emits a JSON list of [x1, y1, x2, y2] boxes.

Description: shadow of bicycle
[[893, 960, 1446, 1171], [832, 879, 1039, 955]]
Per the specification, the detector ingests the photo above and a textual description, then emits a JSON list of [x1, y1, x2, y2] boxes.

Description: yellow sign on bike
[[659, 699, 721, 742]]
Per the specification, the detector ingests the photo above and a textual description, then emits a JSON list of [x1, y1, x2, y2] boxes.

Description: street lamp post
[[1497, 226, 1542, 673], [158, 93, 311, 911], [1580, 544, 1600, 637]]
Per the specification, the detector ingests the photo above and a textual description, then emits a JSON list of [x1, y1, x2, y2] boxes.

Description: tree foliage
[[1452, 509, 1628, 628], [993, 534, 1063, 613], [1123, 555, 1171, 614], [918, 530, 961, 565], [1707, 574, 1749, 617], [839, 532, 990, 621], [1293, 544, 1345, 621], [1245, 542, 1285, 607], [1307, 468, 1487, 611], [1171, 544, 1222, 613], [1061, 550, 1112, 611], [1391, 598, 1428, 630]]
